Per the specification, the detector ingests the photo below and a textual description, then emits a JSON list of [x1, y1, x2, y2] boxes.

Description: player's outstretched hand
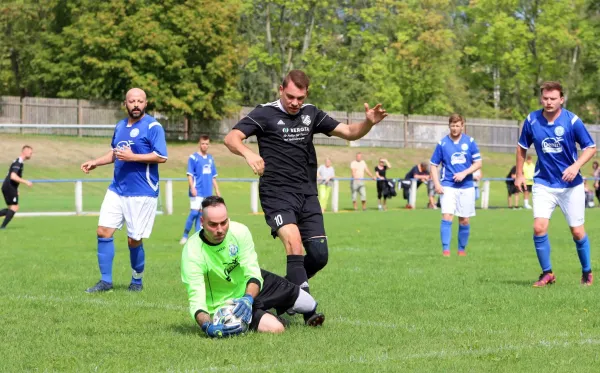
[[364, 103, 388, 125], [514, 175, 526, 192], [25, 180, 33, 187], [201, 321, 244, 338], [562, 164, 580, 183], [231, 295, 253, 324], [245, 153, 265, 176], [81, 160, 97, 174]]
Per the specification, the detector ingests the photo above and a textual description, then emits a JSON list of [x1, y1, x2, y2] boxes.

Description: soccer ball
[[213, 304, 249, 332]]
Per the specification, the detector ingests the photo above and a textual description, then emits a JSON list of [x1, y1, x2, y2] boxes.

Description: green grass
[[2, 134, 600, 372], [1, 208, 600, 372]]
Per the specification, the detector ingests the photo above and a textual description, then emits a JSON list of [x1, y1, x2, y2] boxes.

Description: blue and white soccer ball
[[213, 303, 249, 332]]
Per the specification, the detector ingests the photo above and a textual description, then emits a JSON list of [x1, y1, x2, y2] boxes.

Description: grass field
[[1, 135, 600, 372]]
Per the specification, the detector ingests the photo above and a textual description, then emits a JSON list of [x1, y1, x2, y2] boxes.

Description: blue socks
[[97, 237, 115, 283], [575, 235, 591, 273], [183, 210, 200, 237], [440, 220, 452, 252], [534, 234, 552, 272], [129, 243, 145, 285], [458, 224, 470, 252]]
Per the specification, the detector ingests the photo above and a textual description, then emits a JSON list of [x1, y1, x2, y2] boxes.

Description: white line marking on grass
[[169, 338, 600, 372]]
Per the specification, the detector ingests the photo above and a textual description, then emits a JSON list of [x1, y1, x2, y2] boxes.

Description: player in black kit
[[224, 70, 387, 304], [1, 145, 34, 229]]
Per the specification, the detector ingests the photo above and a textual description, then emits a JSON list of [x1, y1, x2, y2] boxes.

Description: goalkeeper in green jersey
[[181, 196, 325, 337]]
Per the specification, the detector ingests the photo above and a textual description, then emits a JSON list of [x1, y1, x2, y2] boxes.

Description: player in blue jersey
[[179, 135, 220, 244], [80, 88, 168, 293], [515, 81, 596, 287], [430, 114, 482, 257]]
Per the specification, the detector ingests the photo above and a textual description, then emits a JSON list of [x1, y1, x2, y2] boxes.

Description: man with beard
[[81, 88, 168, 293]]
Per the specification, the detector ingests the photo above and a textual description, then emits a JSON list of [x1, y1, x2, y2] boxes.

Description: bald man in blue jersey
[[515, 81, 596, 287], [81, 88, 168, 293]]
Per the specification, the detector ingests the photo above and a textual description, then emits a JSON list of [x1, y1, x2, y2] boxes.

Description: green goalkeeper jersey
[[181, 221, 263, 319]]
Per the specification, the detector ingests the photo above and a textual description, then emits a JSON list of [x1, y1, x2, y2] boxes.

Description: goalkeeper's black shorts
[[249, 269, 300, 331]]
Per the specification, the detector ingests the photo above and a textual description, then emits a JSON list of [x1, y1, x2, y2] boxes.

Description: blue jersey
[[186, 153, 218, 197], [108, 114, 168, 197], [430, 134, 481, 189], [518, 109, 595, 188]]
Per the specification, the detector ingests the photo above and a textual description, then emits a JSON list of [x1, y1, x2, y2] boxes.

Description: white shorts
[[440, 186, 476, 217], [532, 183, 585, 227], [190, 196, 204, 210], [98, 189, 158, 240]]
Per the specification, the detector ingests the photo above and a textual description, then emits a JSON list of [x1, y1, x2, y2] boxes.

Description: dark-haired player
[[224, 69, 387, 310], [1, 145, 34, 229]]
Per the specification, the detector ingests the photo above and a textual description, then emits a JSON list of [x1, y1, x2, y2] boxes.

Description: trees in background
[[2, 0, 600, 122]]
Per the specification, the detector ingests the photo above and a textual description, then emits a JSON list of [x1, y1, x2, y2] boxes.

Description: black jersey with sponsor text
[[2, 158, 24, 189], [233, 100, 340, 195]]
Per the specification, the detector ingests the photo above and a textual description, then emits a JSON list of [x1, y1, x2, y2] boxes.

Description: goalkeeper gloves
[[201, 321, 243, 338], [232, 294, 254, 324]]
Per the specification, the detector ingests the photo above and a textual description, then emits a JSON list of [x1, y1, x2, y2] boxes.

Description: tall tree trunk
[[265, 3, 279, 94], [493, 66, 500, 116], [300, 2, 316, 58], [564, 45, 579, 108]]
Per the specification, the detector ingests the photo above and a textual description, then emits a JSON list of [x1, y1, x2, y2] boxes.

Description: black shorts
[[249, 269, 300, 331], [2, 185, 18, 205], [506, 183, 519, 196], [259, 189, 325, 240], [526, 185, 533, 193]]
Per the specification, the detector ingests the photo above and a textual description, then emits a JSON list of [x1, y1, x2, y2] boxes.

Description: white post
[[409, 179, 417, 208], [332, 179, 339, 213], [75, 181, 83, 215], [482, 180, 490, 209], [165, 180, 173, 215], [251, 181, 259, 214]]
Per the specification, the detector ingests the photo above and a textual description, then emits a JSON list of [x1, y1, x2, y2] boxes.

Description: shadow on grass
[[172, 323, 201, 336]]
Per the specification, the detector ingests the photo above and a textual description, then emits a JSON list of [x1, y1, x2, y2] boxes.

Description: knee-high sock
[[575, 235, 591, 273], [97, 237, 115, 283], [458, 224, 470, 251], [194, 211, 202, 233], [287, 255, 309, 293], [0, 208, 8, 217], [129, 243, 145, 285], [534, 234, 552, 272], [1, 209, 15, 228], [440, 220, 452, 251], [183, 210, 199, 237]]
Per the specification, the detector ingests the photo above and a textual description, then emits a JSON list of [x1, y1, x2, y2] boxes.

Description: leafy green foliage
[[3, 0, 600, 122]]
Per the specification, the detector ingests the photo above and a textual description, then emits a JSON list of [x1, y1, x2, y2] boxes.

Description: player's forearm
[[131, 152, 167, 164], [430, 165, 440, 184], [574, 147, 597, 169], [95, 150, 116, 167], [195, 311, 211, 327], [244, 282, 260, 299], [515, 147, 527, 175], [187, 175, 194, 189], [212, 179, 220, 195], [345, 120, 375, 141], [465, 161, 482, 176]]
